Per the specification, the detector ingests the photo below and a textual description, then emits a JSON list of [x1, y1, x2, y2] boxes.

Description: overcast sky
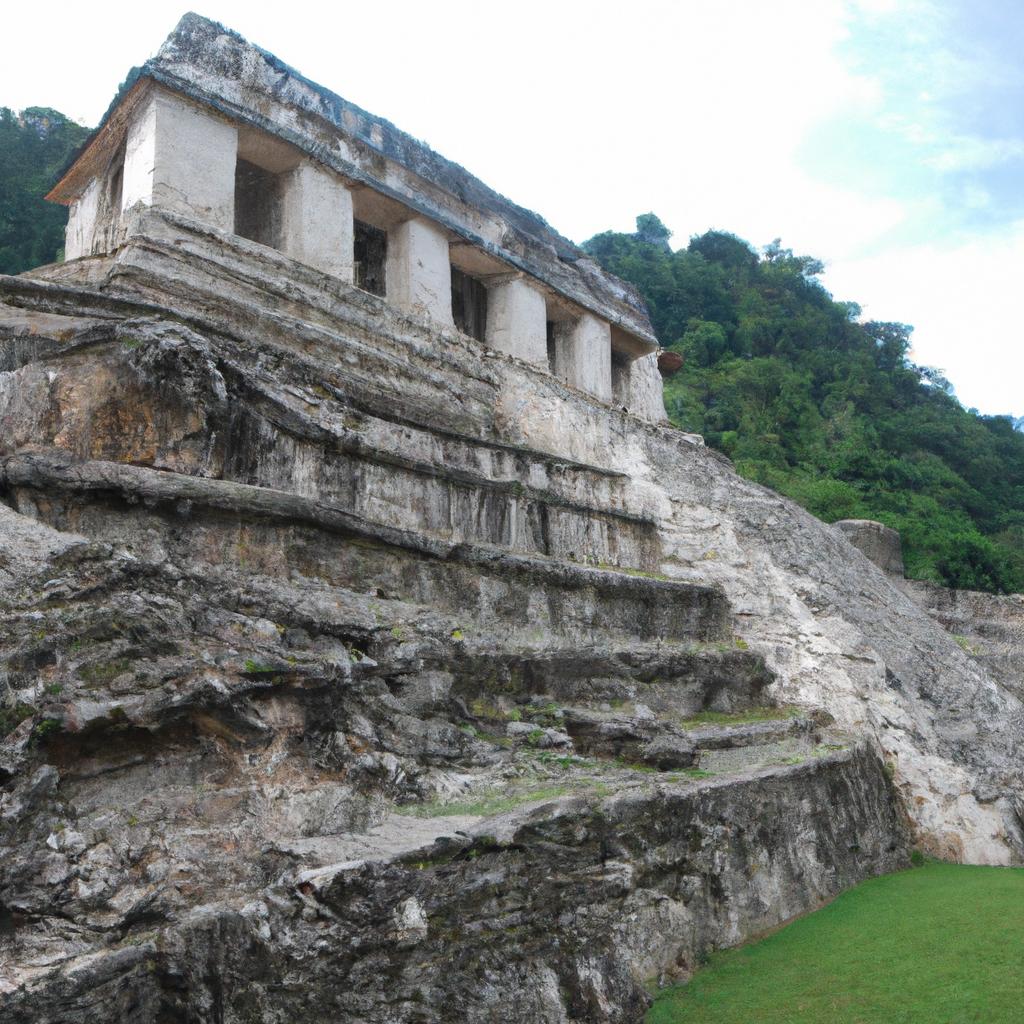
[[2, 0, 1020, 416]]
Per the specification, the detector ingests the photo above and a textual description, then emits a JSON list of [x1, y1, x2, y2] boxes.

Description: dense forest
[[584, 216, 1024, 593], [0, 107, 90, 275]]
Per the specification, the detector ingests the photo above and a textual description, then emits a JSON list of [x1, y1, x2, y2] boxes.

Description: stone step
[[680, 714, 826, 772], [697, 734, 814, 774], [463, 698, 820, 774], [300, 740, 875, 877], [448, 642, 772, 719], [558, 705, 697, 768], [683, 714, 813, 750], [1, 449, 731, 644], [221, 390, 661, 569], [0, 280, 659, 573]]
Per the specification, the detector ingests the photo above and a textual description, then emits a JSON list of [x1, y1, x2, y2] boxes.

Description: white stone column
[[64, 179, 101, 260], [280, 161, 354, 281], [122, 87, 237, 233], [628, 351, 669, 422], [559, 313, 612, 402], [386, 217, 454, 326], [485, 276, 547, 364]]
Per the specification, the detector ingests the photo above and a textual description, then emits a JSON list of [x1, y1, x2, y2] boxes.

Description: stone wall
[[47, 14, 667, 425], [903, 580, 1024, 701], [0, 741, 904, 1024], [8, 212, 1024, 866], [833, 519, 905, 576]]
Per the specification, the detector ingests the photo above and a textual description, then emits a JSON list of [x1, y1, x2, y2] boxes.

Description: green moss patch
[[0, 702, 34, 737]]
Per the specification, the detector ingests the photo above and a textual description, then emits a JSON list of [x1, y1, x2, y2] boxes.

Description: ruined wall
[[49, 15, 657, 351], [833, 519, 905, 576], [15, 209, 1024, 866], [0, 739, 903, 1024], [829, 520, 1024, 706], [0, 214, 926, 1021], [903, 581, 1024, 702]]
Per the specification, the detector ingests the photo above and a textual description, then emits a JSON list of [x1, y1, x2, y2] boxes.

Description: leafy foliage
[[0, 107, 90, 275], [584, 215, 1024, 593]]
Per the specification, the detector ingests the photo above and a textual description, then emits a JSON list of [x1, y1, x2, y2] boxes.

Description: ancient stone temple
[[1, 14, 1023, 1024], [46, 18, 667, 423]]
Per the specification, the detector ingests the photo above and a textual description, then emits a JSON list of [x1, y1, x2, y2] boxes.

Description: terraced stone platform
[[0, 228, 913, 1023]]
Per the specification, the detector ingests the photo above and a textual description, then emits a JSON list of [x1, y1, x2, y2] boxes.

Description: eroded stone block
[[386, 217, 453, 326], [123, 87, 237, 232], [834, 519, 905, 576], [280, 161, 354, 282], [485, 276, 547, 364], [560, 313, 612, 402]]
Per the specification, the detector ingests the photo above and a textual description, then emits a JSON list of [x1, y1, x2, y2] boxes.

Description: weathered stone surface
[[904, 580, 1024, 701], [485, 275, 548, 366], [2, 127, 1022, 1018], [0, 728, 903, 1023], [49, 14, 657, 351], [834, 518, 905, 576], [121, 87, 237, 237]]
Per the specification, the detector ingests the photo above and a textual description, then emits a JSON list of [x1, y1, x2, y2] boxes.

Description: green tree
[[0, 106, 91, 275], [583, 215, 1024, 594]]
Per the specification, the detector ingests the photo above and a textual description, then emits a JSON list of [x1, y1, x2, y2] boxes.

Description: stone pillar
[[485, 276, 547, 364], [122, 87, 237, 233], [628, 351, 669, 423], [558, 313, 612, 402], [64, 179, 101, 260], [280, 161, 354, 281], [386, 217, 454, 326]]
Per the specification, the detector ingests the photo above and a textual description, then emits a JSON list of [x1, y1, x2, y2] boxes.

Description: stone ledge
[[0, 448, 722, 610]]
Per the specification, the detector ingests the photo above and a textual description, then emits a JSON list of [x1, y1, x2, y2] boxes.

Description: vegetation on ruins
[[647, 861, 1024, 1023], [585, 216, 1024, 593], [0, 107, 89, 276]]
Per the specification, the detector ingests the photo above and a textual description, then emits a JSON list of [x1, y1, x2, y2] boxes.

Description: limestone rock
[[834, 519, 905, 576]]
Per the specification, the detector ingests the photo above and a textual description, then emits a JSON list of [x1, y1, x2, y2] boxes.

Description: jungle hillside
[[0, 107, 90, 276], [585, 215, 1024, 594]]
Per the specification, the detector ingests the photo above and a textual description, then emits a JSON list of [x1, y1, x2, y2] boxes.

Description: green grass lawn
[[648, 862, 1024, 1024]]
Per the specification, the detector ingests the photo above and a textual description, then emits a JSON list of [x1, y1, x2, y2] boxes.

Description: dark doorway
[[354, 220, 387, 296], [611, 350, 633, 408], [234, 158, 282, 249], [451, 266, 488, 341]]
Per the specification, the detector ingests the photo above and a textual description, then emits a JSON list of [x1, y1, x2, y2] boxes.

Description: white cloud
[[925, 135, 1024, 172], [824, 224, 1024, 415]]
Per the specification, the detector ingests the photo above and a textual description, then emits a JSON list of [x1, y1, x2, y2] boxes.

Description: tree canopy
[[584, 215, 1024, 593], [0, 107, 90, 276]]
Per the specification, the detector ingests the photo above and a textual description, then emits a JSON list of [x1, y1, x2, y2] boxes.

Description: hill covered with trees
[[0, 107, 90, 275], [584, 216, 1024, 593]]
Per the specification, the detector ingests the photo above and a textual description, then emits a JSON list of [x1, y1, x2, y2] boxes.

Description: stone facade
[[903, 580, 1024, 702], [833, 519, 905, 576]]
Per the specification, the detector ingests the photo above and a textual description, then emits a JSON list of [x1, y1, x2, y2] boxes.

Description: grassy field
[[648, 862, 1024, 1024]]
